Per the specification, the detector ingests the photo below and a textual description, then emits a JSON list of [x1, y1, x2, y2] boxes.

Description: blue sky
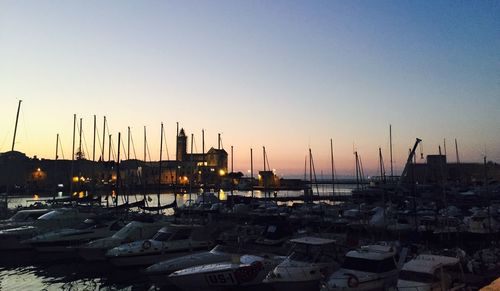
[[1, 0, 499, 176]]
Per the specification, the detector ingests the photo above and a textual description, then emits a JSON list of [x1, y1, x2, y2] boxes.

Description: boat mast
[[53, 133, 59, 197], [102, 116, 106, 161], [92, 115, 96, 162], [11, 100, 22, 151], [70, 114, 76, 195], [250, 148, 254, 198], [158, 122, 163, 213], [189, 133, 194, 203], [116, 132, 121, 207], [78, 118, 83, 159], [108, 134, 112, 162], [379, 147, 386, 183], [389, 125, 393, 180], [330, 139, 335, 196], [127, 127, 131, 160]]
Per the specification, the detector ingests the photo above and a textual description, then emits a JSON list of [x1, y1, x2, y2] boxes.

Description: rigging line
[[59, 138, 66, 160], [162, 126, 169, 161], [310, 150, 320, 196], [81, 129, 91, 160], [110, 138, 116, 161], [193, 135, 198, 153], [264, 148, 271, 171], [359, 154, 365, 184], [131, 133, 138, 160], [146, 138, 152, 163], [95, 127, 103, 160], [129, 133, 142, 203]]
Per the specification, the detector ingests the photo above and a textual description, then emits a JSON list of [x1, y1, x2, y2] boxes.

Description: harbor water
[[0, 186, 355, 290]]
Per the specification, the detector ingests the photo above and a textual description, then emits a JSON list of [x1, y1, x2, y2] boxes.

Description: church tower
[[176, 128, 187, 161]]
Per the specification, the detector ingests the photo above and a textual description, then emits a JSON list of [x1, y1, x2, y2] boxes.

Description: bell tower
[[176, 128, 187, 161]]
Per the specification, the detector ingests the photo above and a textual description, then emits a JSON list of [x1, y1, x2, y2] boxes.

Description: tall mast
[[218, 133, 221, 150], [70, 114, 76, 195], [355, 151, 360, 190], [54, 134, 59, 192], [116, 133, 121, 207], [379, 147, 386, 183], [92, 115, 96, 162], [158, 123, 164, 213], [143, 126, 147, 162], [127, 126, 131, 160], [263, 146, 266, 200], [108, 134, 112, 162], [11, 100, 22, 151], [102, 116, 106, 161], [309, 148, 313, 183], [78, 118, 83, 159], [330, 139, 335, 196], [389, 125, 393, 179], [189, 133, 194, 203], [263, 146, 266, 172], [455, 138, 460, 164], [443, 138, 447, 158], [55, 134, 59, 160], [231, 146, 234, 173], [202, 129, 205, 165], [250, 148, 254, 198]]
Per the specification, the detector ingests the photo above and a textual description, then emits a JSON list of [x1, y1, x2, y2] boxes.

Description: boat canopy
[[290, 237, 336, 246], [402, 255, 459, 274]]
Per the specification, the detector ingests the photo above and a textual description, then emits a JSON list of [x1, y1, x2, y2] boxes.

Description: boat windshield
[[399, 270, 436, 283], [342, 257, 396, 273], [152, 231, 173, 242], [112, 223, 139, 239], [38, 210, 69, 220], [9, 211, 30, 222], [289, 244, 332, 263]]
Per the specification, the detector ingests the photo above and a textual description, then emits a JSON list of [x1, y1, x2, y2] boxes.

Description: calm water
[[1, 186, 355, 290]]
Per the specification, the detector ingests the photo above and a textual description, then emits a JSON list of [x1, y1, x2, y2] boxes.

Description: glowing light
[[33, 194, 39, 200], [37, 168, 41, 172], [219, 169, 226, 176], [78, 191, 85, 198], [219, 190, 227, 201], [72, 176, 79, 183]]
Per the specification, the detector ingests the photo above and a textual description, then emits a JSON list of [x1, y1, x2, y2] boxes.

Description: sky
[[0, 0, 499, 177]]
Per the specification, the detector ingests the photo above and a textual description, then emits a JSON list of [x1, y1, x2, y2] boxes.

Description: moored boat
[[106, 224, 214, 267]]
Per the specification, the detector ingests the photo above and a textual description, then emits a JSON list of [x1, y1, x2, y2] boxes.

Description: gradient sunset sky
[[1, 1, 499, 177]]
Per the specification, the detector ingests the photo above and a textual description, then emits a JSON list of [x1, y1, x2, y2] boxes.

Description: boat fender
[[142, 240, 151, 250], [345, 273, 359, 288]]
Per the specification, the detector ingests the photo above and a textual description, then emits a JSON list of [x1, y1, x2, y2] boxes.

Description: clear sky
[[1, 0, 499, 177]]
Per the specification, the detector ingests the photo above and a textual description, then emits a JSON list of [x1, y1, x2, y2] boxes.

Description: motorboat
[[22, 216, 125, 252], [320, 244, 399, 291], [263, 236, 340, 291], [397, 254, 466, 291], [0, 208, 50, 230], [254, 220, 293, 246], [106, 224, 215, 267], [145, 244, 243, 287], [0, 208, 96, 250], [78, 220, 169, 261], [168, 254, 284, 290]]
